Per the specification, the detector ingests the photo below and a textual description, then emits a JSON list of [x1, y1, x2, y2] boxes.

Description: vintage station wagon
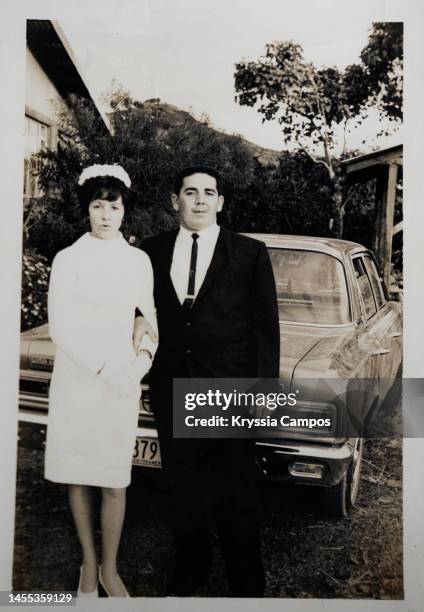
[[18, 234, 402, 518]]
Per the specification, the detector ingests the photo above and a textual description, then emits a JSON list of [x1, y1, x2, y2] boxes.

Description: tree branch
[[308, 72, 334, 176], [342, 117, 350, 157], [296, 140, 331, 174], [342, 188, 356, 210]]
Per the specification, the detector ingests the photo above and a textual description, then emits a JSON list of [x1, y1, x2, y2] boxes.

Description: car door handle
[[390, 331, 401, 338]]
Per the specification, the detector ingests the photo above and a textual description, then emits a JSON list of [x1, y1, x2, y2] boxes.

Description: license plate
[[132, 437, 162, 468]]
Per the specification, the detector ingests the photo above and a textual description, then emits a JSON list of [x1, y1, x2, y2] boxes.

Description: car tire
[[319, 437, 364, 518]]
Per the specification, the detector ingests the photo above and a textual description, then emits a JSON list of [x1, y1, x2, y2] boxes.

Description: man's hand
[[133, 316, 158, 355]]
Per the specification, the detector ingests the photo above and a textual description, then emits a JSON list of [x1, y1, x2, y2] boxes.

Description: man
[[136, 166, 279, 596]]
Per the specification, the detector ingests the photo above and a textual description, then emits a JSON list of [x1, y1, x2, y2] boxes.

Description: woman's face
[[88, 196, 124, 240]]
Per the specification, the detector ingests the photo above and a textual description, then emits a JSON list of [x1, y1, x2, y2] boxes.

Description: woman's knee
[[101, 486, 126, 500], [69, 483, 92, 499]]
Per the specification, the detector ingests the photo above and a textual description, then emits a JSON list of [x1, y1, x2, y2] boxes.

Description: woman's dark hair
[[77, 176, 134, 215]]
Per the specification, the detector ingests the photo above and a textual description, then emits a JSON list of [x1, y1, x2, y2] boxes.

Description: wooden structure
[[341, 144, 403, 288]]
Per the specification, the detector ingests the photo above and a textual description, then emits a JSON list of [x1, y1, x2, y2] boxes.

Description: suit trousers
[[150, 372, 266, 597]]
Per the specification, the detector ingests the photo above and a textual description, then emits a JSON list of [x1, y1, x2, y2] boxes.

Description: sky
[[59, 0, 402, 154]]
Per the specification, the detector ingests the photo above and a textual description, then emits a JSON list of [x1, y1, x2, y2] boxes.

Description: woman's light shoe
[[77, 565, 98, 597], [99, 565, 130, 598]]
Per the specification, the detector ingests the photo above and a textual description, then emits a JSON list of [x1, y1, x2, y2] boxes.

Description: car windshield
[[268, 248, 351, 325]]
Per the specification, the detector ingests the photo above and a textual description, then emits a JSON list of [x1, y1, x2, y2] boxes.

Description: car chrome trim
[[20, 369, 52, 381], [136, 427, 159, 438], [19, 393, 151, 421], [256, 440, 354, 460], [19, 409, 48, 425], [279, 321, 354, 329], [19, 394, 49, 410], [19, 410, 157, 441], [256, 441, 301, 452]]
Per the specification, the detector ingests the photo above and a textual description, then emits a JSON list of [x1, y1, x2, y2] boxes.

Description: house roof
[[26, 20, 111, 134], [341, 144, 402, 182]]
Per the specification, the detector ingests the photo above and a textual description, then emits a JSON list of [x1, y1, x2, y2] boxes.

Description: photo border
[[1, 1, 423, 610]]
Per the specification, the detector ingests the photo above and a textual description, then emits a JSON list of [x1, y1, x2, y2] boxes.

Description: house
[[25, 20, 111, 198]]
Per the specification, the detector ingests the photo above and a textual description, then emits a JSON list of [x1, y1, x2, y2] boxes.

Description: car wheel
[[320, 437, 364, 518]]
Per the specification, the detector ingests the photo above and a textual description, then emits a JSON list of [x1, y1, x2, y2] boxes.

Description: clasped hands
[[132, 315, 158, 356]]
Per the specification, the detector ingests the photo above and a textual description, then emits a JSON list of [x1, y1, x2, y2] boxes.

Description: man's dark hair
[[77, 176, 134, 214], [173, 166, 223, 196]]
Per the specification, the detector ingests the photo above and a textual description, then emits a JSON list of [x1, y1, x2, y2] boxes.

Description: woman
[[44, 164, 158, 598]]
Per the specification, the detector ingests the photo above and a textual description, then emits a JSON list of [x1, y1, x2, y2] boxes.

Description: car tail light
[[141, 388, 152, 414]]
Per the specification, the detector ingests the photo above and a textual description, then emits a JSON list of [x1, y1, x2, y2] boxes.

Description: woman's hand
[[133, 316, 158, 355]]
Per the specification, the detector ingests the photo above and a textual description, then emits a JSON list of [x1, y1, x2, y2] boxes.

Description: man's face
[[172, 172, 224, 232]]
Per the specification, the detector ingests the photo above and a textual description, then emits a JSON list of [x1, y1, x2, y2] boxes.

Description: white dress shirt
[[171, 223, 221, 304]]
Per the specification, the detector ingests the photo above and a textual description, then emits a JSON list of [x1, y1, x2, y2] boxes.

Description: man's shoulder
[[221, 228, 265, 255], [140, 229, 178, 253]]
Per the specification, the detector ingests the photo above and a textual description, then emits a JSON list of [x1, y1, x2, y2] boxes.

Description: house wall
[[24, 48, 64, 198], [25, 48, 62, 126]]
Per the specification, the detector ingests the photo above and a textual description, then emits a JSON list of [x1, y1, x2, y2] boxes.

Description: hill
[[141, 99, 280, 166]]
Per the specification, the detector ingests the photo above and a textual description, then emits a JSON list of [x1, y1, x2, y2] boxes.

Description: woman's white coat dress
[[44, 232, 158, 488]]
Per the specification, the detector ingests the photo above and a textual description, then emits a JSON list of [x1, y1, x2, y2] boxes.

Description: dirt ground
[[13, 436, 403, 599]]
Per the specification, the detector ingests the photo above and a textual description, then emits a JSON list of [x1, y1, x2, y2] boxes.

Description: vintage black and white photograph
[[8, 1, 408, 602]]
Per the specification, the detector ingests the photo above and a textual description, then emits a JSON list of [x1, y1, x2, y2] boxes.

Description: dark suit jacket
[[141, 227, 277, 596], [141, 227, 280, 380]]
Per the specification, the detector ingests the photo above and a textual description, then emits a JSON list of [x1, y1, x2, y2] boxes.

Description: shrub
[[21, 250, 50, 331]]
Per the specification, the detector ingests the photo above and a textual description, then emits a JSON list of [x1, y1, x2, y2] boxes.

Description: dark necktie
[[184, 233, 199, 307]]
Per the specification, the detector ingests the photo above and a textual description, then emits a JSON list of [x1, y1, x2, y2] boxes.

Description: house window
[[24, 115, 50, 198]]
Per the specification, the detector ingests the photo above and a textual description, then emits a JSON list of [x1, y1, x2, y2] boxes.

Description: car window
[[363, 255, 386, 310], [268, 248, 351, 325], [352, 257, 377, 319]]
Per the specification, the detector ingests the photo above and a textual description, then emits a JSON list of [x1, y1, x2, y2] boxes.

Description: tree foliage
[[360, 22, 403, 120], [234, 23, 403, 237], [28, 91, 255, 261], [26, 91, 379, 268], [235, 41, 361, 237]]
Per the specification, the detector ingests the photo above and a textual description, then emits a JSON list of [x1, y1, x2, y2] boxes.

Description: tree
[[234, 24, 403, 237], [360, 22, 403, 121], [26, 89, 386, 262], [26, 91, 255, 261], [235, 42, 362, 237]]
